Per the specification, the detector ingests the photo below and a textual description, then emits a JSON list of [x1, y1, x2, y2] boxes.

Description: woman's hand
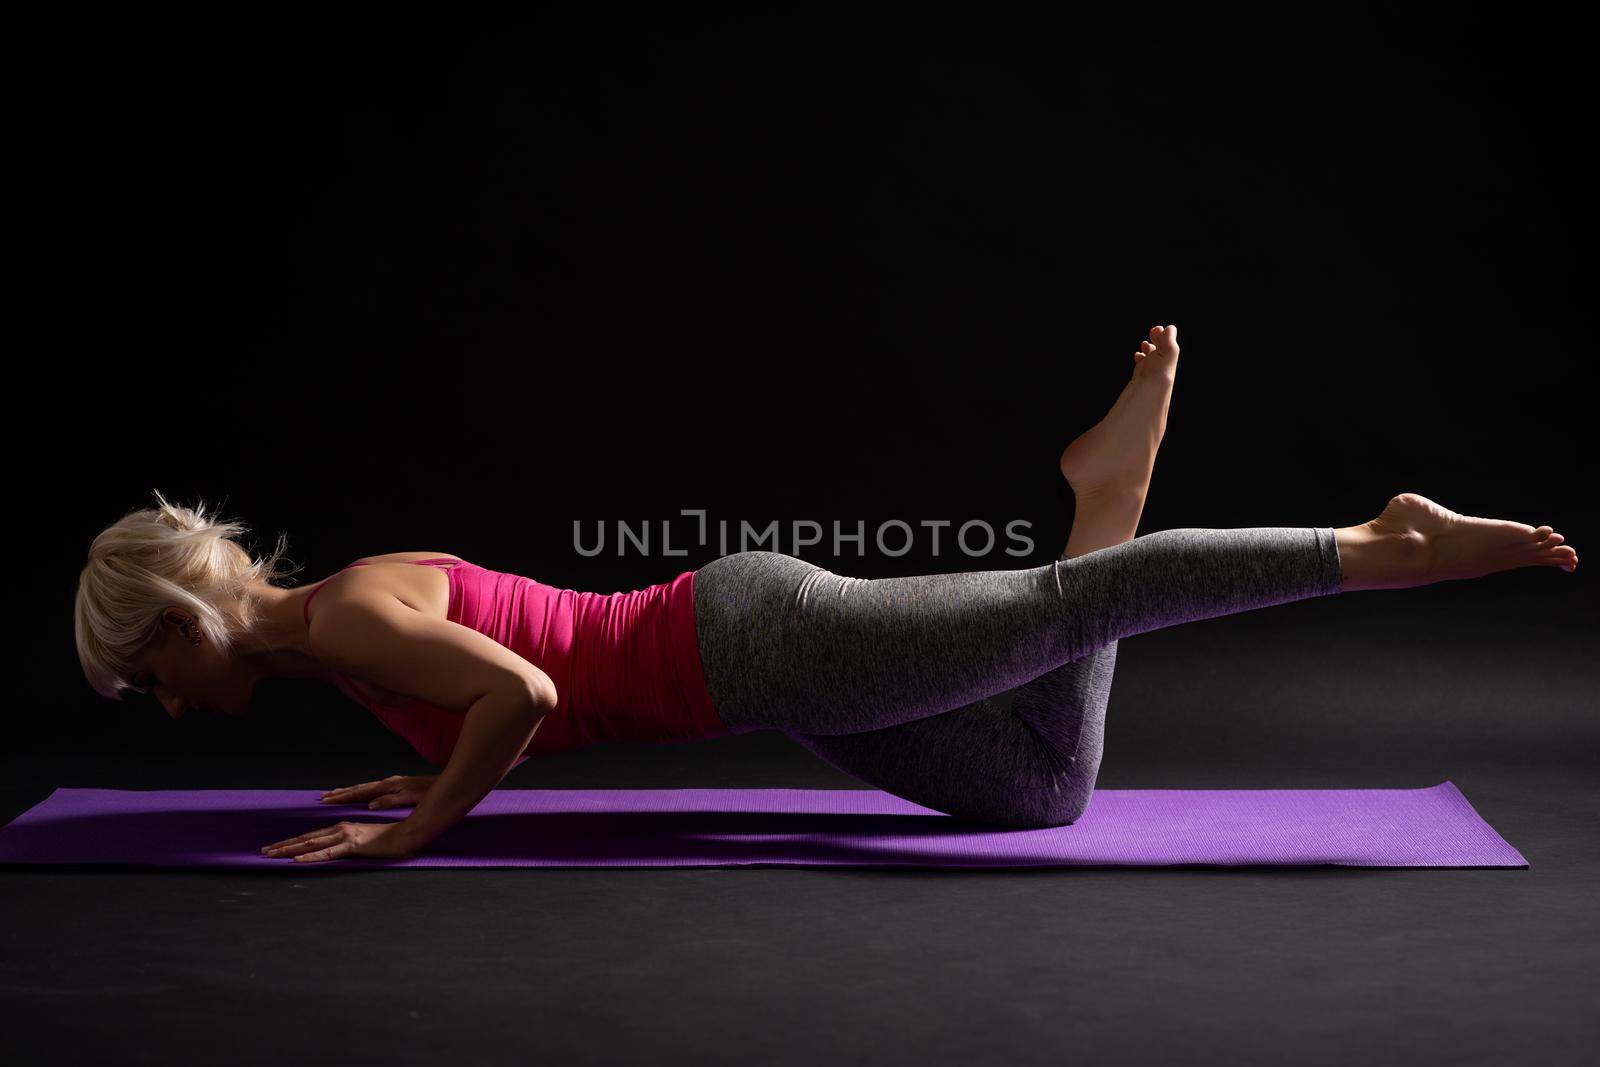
[[260, 819, 423, 863], [320, 774, 438, 810]]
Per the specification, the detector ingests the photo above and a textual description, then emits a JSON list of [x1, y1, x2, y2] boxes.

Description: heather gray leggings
[[691, 526, 1345, 828]]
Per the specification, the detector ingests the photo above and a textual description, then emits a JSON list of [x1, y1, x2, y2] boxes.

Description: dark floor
[[4, 595, 1596, 1066]]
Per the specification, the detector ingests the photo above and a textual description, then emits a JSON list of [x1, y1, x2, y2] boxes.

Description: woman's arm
[[398, 684, 549, 850], [308, 581, 559, 851]]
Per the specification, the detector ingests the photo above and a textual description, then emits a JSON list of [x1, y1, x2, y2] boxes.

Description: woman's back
[[303, 554, 731, 766]]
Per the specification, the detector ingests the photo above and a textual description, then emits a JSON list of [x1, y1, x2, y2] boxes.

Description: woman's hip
[[689, 550, 1060, 733]]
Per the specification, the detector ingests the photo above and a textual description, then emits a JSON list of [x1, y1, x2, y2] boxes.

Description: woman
[[73, 325, 1578, 863]]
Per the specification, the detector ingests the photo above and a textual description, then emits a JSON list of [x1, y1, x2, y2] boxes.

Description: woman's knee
[[1039, 785, 1094, 827], [992, 773, 1096, 829]]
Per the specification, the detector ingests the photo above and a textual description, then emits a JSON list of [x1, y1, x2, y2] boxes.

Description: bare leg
[[1335, 494, 1577, 590], [1058, 324, 1580, 583], [1059, 323, 1179, 557]]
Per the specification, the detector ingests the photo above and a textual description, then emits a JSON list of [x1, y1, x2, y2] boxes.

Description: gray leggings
[[691, 526, 1345, 828]]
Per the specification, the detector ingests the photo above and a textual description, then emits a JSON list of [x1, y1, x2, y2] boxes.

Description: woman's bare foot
[[1059, 325, 1179, 556], [1059, 324, 1179, 495], [1335, 493, 1578, 592]]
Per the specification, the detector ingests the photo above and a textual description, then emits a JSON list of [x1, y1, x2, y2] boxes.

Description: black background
[[7, 12, 1595, 1065], [25, 11, 1590, 755]]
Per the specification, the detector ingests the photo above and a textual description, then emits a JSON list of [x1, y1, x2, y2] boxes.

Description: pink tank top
[[302, 557, 731, 767]]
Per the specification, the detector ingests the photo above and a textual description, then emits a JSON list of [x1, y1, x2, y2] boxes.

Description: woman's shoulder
[[349, 551, 466, 566], [305, 552, 465, 628]]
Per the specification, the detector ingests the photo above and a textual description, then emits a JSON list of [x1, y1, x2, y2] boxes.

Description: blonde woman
[[74, 326, 1579, 863]]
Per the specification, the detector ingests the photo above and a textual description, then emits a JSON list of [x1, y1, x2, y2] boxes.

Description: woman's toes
[[1542, 545, 1576, 565], [1147, 324, 1179, 357]]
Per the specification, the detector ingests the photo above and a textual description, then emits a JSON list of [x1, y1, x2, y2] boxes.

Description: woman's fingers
[[262, 829, 315, 852], [262, 823, 351, 857], [263, 825, 341, 849], [321, 774, 434, 808], [320, 782, 374, 803], [262, 831, 339, 856], [290, 840, 353, 863], [320, 776, 402, 803], [320, 778, 386, 801]]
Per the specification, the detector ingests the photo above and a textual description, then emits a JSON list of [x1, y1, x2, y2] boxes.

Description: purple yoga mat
[[0, 781, 1525, 871]]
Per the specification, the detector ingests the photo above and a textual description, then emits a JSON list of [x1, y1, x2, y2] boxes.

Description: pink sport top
[[302, 557, 731, 768]]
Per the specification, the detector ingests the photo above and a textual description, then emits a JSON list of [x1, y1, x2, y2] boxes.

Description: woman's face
[[130, 609, 256, 718]]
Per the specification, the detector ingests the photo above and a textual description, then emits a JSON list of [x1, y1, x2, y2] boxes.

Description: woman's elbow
[[519, 672, 558, 716]]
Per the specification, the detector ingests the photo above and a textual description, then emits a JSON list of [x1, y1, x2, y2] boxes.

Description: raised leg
[[692, 323, 1578, 828], [694, 525, 1344, 737]]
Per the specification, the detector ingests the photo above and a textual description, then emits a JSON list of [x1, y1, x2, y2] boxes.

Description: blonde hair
[[74, 490, 301, 701]]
